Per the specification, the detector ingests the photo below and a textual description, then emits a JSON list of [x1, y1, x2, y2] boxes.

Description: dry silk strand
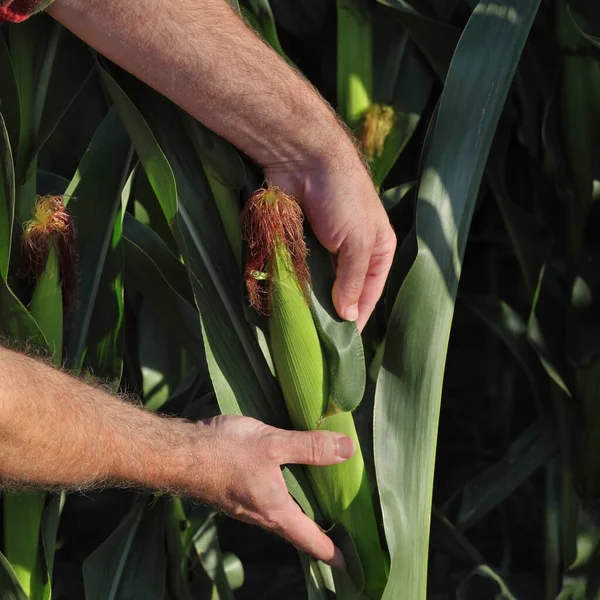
[[21, 195, 78, 312], [241, 184, 388, 598]]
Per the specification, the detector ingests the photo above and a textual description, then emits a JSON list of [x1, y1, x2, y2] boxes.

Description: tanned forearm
[[0, 346, 199, 494], [47, 0, 354, 172]]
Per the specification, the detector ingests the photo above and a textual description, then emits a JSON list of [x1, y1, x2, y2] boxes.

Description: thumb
[[280, 430, 356, 466]]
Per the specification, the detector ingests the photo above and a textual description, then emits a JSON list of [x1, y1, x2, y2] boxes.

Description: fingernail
[[330, 546, 347, 571], [343, 303, 359, 322], [337, 436, 355, 460]]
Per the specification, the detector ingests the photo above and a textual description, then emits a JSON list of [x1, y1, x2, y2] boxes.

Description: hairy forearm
[[47, 0, 355, 171], [0, 347, 199, 493]]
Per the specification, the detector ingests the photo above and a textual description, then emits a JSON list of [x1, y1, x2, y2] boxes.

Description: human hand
[[265, 148, 396, 332], [189, 414, 355, 569]]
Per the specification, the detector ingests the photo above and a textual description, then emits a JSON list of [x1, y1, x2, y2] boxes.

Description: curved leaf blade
[[374, 2, 541, 598]]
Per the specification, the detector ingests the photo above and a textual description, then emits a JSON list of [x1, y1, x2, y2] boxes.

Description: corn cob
[[242, 185, 387, 598]]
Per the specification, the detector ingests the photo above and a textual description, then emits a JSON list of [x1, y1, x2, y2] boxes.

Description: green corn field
[[1, 0, 600, 598]]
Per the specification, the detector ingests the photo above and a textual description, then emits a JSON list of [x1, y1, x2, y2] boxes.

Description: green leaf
[[192, 517, 235, 600], [0, 280, 46, 346], [182, 114, 244, 262], [2, 492, 45, 600], [34, 28, 94, 164], [337, 0, 373, 128], [373, 2, 540, 598], [0, 34, 20, 156], [124, 215, 206, 368], [378, 3, 461, 82], [430, 508, 483, 566], [370, 8, 436, 185], [240, 0, 291, 62], [568, 1, 600, 49], [455, 418, 558, 531], [306, 231, 366, 413], [99, 68, 177, 223], [29, 243, 63, 363], [9, 18, 93, 189], [0, 551, 28, 600], [40, 493, 64, 600], [465, 294, 548, 408], [457, 565, 517, 600], [64, 107, 132, 381], [83, 496, 166, 600], [0, 113, 15, 281], [487, 114, 550, 293]]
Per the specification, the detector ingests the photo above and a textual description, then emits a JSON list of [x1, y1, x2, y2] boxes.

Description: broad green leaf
[[9, 18, 93, 190], [165, 499, 194, 600], [527, 266, 573, 397], [29, 243, 62, 362], [38, 72, 108, 180], [337, 0, 373, 128], [0, 34, 20, 156], [221, 554, 244, 591], [3, 492, 45, 599], [430, 509, 483, 566], [124, 216, 206, 369], [0, 552, 28, 600], [182, 115, 244, 263], [487, 114, 550, 293], [568, 1, 600, 49], [455, 418, 558, 531], [457, 565, 517, 600], [192, 517, 235, 600], [370, 8, 436, 185], [137, 300, 191, 410], [374, 2, 540, 598], [36, 170, 70, 197], [83, 496, 166, 600], [0, 280, 46, 345], [378, 3, 461, 82], [34, 28, 94, 163], [0, 113, 15, 280], [99, 68, 177, 223], [465, 295, 548, 408], [556, 1, 600, 267], [9, 17, 54, 185], [64, 108, 131, 382], [240, 0, 291, 62], [306, 231, 366, 413], [381, 182, 414, 212], [40, 493, 64, 600]]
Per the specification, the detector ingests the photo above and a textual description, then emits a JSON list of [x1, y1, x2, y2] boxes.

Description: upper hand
[[189, 414, 355, 569], [265, 148, 396, 332]]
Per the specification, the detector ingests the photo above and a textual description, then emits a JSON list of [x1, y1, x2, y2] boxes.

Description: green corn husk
[[243, 186, 387, 598]]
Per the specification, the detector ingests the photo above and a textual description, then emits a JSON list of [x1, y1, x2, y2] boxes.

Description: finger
[[271, 497, 347, 570], [355, 235, 397, 332], [332, 235, 373, 323], [279, 429, 355, 466]]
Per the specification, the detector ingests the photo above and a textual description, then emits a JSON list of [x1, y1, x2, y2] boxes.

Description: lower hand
[[189, 414, 355, 569]]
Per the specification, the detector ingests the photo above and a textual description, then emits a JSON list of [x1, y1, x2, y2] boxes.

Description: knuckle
[[258, 432, 284, 463], [307, 431, 327, 464]]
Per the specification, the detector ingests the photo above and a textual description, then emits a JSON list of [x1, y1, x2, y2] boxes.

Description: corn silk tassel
[[21, 195, 78, 313], [361, 103, 395, 164], [242, 185, 387, 598]]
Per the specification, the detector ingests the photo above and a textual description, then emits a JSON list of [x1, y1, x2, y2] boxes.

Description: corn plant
[[3, 0, 600, 598]]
